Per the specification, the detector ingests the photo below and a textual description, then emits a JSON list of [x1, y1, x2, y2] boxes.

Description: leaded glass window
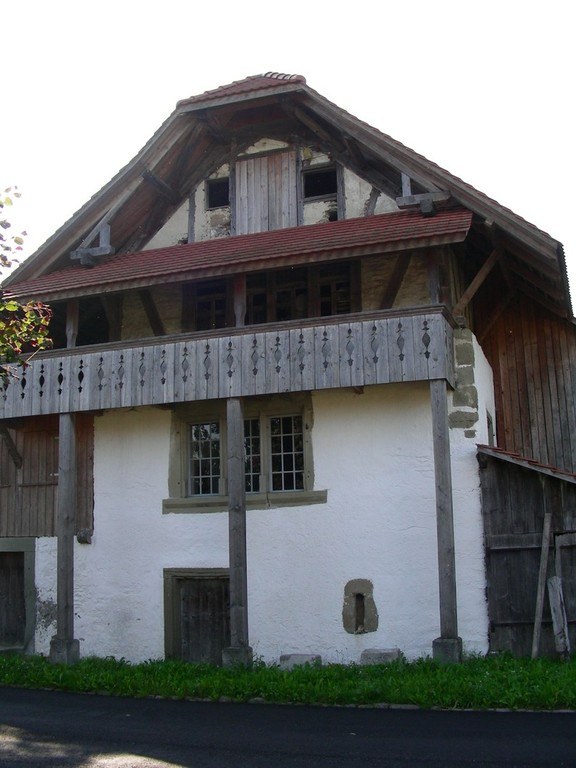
[[244, 418, 261, 493], [188, 422, 221, 495], [270, 415, 304, 491]]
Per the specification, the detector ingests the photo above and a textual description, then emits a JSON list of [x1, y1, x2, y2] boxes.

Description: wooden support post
[[430, 379, 462, 662], [223, 397, 252, 667], [50, 413, 80, 664], [65, 299, 79, 349], [531, 477, 552, 659], [547, 575, 571, 660], [233, 274, 246, 329]]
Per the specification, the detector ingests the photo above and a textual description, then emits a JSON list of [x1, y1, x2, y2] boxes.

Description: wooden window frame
[[205, 178, 230, 210], [244, 260, 361, 326], [302, 164, 338, 202], [182, 278, 233, 333], [164, 394, 327, 513]]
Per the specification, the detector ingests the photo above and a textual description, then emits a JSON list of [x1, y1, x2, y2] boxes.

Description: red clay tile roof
[[177, 73, 306, 108], [4, 209, 472, 301]]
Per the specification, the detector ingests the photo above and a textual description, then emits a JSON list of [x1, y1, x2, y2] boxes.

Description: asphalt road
[[1, 686, 575, 767]]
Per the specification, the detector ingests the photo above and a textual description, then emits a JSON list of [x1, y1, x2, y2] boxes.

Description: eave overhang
[[3, 209, 472, 303], [477, 445, 576, 485]]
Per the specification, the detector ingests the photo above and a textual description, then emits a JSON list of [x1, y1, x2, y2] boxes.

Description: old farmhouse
[[1, 73, 575, 664]]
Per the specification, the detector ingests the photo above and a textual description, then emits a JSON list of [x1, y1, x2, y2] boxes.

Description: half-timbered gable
[[1, 73, 573, 662]]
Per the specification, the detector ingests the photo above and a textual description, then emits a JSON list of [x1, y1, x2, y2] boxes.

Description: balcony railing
[[0, 307, 455, 419]]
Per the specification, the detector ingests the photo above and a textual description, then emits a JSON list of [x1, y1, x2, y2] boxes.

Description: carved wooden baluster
[[226, 341, 234, 379], [97, 357, 105, 391], [57, 362, 64, 396], [274, 336, 282, 374], [422, 320, 431, 359], [117, 355, 125, 390], [370, 324, 379, 365], [321, 330, 330, 370], [20, 370, 27, 400], [139, 352, 146, 388], [77, 360, 84, 393], [251, 337, 259, 376], [346, 328, 355, 367], [203, 343, 212, 381], [297, 333, 305, 373], [38, 364, 45, 398], [396, 322, 405, 362], [181, 347, 189, 382]]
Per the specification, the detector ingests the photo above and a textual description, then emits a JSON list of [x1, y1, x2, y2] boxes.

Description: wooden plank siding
[[0, 414, 94, 538], [235, 151, 298, 235], [480, 453, 576, 656], [479, 295, 576, 473], [0, 309, 455, 421]]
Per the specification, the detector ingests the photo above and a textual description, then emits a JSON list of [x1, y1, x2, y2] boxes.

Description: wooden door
[[235, 151, 298, 235], [480, 454, 576, 656], [0, 552, 25, 647], [179, 576, 230, 665]]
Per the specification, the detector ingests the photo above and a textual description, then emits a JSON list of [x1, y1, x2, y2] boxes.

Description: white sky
[[2, 1, 574, 296]]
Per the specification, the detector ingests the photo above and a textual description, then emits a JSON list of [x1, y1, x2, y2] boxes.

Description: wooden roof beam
[[396, 191, 452, 216], [292, 106, 345, 153], [195, 110, 230, 144], [70, 223, 115, 267], [516, 280, 570, 319], [506, 258, 564, 302], [142, 170, 179, 205], [452, 247, 502, 319], [343, 136, 367, 170]]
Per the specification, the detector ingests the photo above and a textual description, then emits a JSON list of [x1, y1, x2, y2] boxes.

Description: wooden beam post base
[[222, 646, 253, 668], [49, 638, 80, 665], [432, 636, 462, 664]]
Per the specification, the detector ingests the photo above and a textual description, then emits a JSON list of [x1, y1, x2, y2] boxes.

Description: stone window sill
[[162, 489, 327, 514]]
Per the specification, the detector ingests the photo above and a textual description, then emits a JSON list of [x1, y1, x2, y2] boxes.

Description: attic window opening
[[303, 168, 337, 200], [207, 178, 230, 209]]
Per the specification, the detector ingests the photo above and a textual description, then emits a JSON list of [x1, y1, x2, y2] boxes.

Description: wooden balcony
[[0, 307, 455, 419]]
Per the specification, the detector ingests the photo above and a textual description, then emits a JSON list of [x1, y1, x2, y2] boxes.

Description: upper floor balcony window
[[181, 261, 360, 333]]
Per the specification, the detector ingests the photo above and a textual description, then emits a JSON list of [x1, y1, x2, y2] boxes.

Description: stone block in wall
[[454, 330, 475, 366], [360, 648, 402, 665], [449, 411, 479, 430], [452, 385, 478, 409], [455, 366, 475, 387], [279, 654, 322, 670]]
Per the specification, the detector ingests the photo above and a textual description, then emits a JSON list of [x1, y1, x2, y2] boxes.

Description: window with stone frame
[[165, 395, 326, 512]]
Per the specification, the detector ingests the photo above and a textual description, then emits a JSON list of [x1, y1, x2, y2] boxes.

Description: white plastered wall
[[33, 371, 491, 663]]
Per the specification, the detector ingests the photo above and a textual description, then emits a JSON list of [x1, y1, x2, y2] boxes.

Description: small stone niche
[[342, 579, 378, 634]]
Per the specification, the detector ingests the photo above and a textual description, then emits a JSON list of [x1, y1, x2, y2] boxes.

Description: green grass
[[1, 654, 575, 710]]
